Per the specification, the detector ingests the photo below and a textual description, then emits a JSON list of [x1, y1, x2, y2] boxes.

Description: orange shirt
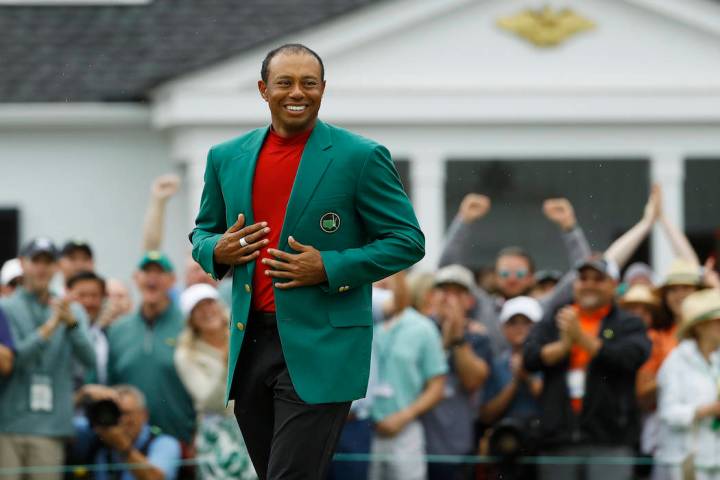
[[568, 304, 611, 413], [636, 324, 679, 409], [250, 128, 312, 312]]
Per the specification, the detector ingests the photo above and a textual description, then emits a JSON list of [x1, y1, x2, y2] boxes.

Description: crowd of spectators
[[1, 176, 719, 480]]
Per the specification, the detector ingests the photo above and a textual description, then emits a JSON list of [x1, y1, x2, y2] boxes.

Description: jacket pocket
[[328, 308, 372, 327]]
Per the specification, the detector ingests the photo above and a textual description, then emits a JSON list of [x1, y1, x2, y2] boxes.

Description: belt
[[249, 311, 277, 327]]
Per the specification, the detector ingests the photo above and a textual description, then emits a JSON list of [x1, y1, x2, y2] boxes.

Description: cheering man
[[189, 44, 425, 479]]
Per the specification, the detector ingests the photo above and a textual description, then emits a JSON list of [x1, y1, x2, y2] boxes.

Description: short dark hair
[[260, 43, 325, 83], [66, 270, 106, 293], [496, 246, 536, 273]]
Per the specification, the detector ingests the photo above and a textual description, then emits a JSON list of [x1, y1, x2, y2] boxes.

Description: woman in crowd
[[619, 284, 669, 465], [655, 289, 720, 480], [175, 284, 256, 480]]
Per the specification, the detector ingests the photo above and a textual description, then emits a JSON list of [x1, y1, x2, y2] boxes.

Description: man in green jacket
[[189, 43, 424, 479]]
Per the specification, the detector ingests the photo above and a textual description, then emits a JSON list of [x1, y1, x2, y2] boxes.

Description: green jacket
[[190, 120, 424, 404]]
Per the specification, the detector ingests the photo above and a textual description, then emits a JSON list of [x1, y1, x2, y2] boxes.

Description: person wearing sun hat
[[175, 284, 256, 480], [655, 289, 720, 479], [620, 284, 675, 459], [656, 259, 703, 330]]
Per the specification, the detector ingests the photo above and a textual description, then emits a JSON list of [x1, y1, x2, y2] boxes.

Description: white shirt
[[655, 339, 720, 468]]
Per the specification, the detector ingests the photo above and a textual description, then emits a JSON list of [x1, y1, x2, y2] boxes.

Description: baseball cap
[[574, 255, 620, 281], [61, 239, 93, 258], [500, 296, 543, 324], [138, 251, 174, 272], [535, 270, 562, 284], [0, 258, 23, 286], [433, 264, 476, 291], [180, 283, 220, 317], [19, 237, 59, 261]]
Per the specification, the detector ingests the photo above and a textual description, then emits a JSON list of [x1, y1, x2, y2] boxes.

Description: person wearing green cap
[[189, 44, 424, 479], [106, 251, 196, 446]]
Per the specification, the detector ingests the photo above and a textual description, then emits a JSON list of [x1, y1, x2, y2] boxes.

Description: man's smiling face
[[258, 51, 325, 137]]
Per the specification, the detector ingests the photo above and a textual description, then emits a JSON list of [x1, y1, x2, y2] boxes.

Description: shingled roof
[[0, 0, 381, 103]]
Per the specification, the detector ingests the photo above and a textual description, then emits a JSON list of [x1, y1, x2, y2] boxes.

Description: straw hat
[[677, 289, 720, 339], [619, 284, 660, 310], [659, 259, 702, 289]]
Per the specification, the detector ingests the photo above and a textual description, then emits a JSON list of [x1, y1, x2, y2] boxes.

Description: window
[[444, 159, 649, 271]]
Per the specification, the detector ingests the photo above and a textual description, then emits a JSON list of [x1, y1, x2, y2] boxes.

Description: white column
[[410, 152, 445, 270], [650, 152, 685, 276], [186, 152, 207, 232]]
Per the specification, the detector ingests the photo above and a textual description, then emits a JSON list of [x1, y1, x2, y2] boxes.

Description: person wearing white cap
[[480, 297, 543, 427], [654, 289, 720, 480], [174, 284, 256, 480], [0, 258, 23, 297]]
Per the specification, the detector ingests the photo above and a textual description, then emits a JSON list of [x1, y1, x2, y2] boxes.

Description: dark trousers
[[231, 312, 351, 480]]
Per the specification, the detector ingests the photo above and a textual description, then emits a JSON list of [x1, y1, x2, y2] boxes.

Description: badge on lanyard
[[373, 383, 396, 399], [566, 369, 586, 400], [30, 374, 53, 412]]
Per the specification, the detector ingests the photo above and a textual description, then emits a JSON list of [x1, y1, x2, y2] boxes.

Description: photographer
[[70, 384, 181, 480]]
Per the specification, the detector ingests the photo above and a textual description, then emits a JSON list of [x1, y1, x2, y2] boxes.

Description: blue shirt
[[422, 327, 494, 455], [481, 350, 541, 421], [72, 416, 181, 480], [0, 307, 14, 350], [370, 308, 448, 421]]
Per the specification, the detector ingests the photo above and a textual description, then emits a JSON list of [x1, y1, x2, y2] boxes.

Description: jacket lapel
[[233, 126, 269, 279], [279, 120, 333, 251]]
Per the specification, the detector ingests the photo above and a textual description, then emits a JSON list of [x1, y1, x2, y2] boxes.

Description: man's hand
[[95, 425, 133, 454], [0, 344, 14, 376], [556, 306, 581, 343], [543, 198, 577, 232], [264, 237, 327, 289], [510, 352, 528, 382], [213, 214, 270, 266], [151, 174, 181, 202], [79, 384, 118, 403], [375, 409, 413, 438], [439, 294, 467, 347], [458, 194, 490, 224], [56, 297, 77, 327]]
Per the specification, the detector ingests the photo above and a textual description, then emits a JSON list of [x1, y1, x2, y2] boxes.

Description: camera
[[84, 398, 122, 428]]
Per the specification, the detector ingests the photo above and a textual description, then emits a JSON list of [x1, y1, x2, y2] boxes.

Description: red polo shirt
[[251, 127, 312, 312]]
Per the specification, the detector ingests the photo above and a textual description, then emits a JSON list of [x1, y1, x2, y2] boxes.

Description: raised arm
[[656, 186, 699, 266], [604, 186, 660, 269], [542, 198, 591, 266], [143, 174, 181, 252], [438, 194, 491, 268]]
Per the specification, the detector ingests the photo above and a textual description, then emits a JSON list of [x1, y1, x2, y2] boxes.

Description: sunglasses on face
[[498, 270, 529, 279]]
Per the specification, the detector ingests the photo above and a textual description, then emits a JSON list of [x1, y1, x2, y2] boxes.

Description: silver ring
[[239, 236, 249, 248]]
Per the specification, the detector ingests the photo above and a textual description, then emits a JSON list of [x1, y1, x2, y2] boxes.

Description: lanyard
[[374, 317, 403, 384]]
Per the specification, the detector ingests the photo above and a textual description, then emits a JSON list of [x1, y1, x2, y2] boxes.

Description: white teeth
[[286, 105, 306, 111]]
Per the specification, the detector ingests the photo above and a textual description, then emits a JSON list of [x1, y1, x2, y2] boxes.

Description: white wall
[[0, 125, 189, 285]]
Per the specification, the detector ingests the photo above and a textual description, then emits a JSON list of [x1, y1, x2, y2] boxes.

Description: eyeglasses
[[498, 269, 529, 279]]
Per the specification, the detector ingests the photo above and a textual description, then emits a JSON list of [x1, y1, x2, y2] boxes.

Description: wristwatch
[[450, 337, 468, 348]]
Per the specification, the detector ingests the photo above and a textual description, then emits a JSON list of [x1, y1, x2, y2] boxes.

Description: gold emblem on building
[[498, 7, 595, 47]]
